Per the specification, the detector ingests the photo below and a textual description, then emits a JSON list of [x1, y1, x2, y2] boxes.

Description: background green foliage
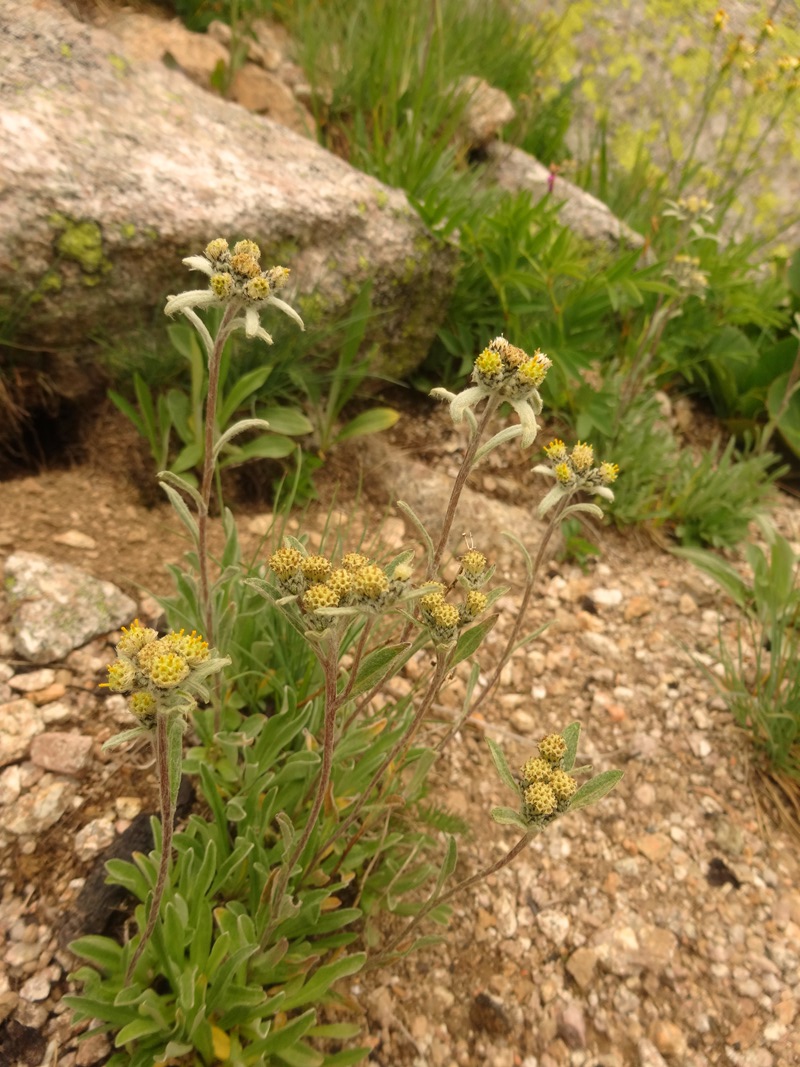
[[103, 0, 800, 547]]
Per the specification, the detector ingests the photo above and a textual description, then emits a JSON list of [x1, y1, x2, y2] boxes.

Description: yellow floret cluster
[[268, 543, 413, 623], [520, 733, 577, 823], [202, 237, 289, 306], [543, 440, 619, 491], [100, 622, 217, 725], [472, 336, 553, 400]]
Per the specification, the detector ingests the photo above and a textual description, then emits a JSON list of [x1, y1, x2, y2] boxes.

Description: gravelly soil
[[0, 400, 798, 1067]]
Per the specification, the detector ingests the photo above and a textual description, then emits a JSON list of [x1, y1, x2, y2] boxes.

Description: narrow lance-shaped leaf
[[451, 613, 498, 667], [561, 721, 581, 772], [490, 807, 529, 830], [568, 769, 623, 812], [396, 500, 435, 570], [486, 736, 520, 798]]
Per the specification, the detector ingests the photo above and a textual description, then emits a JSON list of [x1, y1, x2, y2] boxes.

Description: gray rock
[[4, 552, 136, 664], [0, 0, 455, 380], [0, 699, 45, 767], [483, 141, 645, 251], [30, 732, 93, 776], [458, 76, 516, 149]]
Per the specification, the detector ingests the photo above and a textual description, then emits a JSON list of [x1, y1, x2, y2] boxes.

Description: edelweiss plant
[[68, 244, 622, 1067], [100, 622, 229, 978]]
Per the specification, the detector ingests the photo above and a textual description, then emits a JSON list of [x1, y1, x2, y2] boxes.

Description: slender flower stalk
[[371, 832, 532, 966]]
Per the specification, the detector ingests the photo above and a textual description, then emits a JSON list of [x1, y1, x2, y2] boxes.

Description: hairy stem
[[430, 399, 499, 578], [125, 713, 174, 981], [197, 303, 239, 649], [311, 654, 450, 868]]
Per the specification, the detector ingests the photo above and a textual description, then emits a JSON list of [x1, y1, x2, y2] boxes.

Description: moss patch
[[49, 214, 112, 280]]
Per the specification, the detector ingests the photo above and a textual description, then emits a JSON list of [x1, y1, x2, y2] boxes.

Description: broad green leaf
[[277, 1042, 325, 1067], [486, 737, 520, 798], [218, 365, 273, 427], [68, 935, 123, 972], [115, 1017, 165, 1046], [219, 433, 296, 466], [335, 407, 400, 444], [321, 1050, 370, 1066], [258, 405, 313, 435], [568, 769, 623, 812], [108, 389, 146, 439]]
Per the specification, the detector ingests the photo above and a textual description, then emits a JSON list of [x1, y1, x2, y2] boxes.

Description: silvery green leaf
[[531, 463, 555, 478], [561, 721, 581, 772], [212, 418, 272, 462], [395, 500, 435, 568], [562, 502, 604, 521], [243, 576, 275, 600], [102, 726, 149, 749], [157, 470, 204, 512], [283, 535, 308, 555], [538, 484, 567, 517], [502, 530, 533, 577], [486, 737, 521, 798], [568, 770, 623, 812], [158, 481, 200, 543], [276, 813, 296, 853], [434, 836, 458, 895], [490, 807, 529, 829], [474, 424, 523, 464]]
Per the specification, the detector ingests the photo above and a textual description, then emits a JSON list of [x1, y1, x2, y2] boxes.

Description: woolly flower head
[[164, 237, 304, 347], [666, 254, 709, 299], [534, 439, 619, 516], [100, 623, 229, 726], [518, 733, 578, 824], [431, 336, 552, 447]]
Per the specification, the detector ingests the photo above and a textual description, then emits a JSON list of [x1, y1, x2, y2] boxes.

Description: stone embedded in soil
[[8, 668, 57, 692], [4, 552, 136, 664], [637, 1038, 670, 1067], [53, 529, 97, 550], [74, 817, 116, 860], [566, 947, 599, 990], [30, 683, 68, 707], [635, 832, 672, 863], [0, 699, 45, 767], [557, 1001, 587, 1049], [0, 764, 22, 807], [30, 732, 93, 776], [650, 1019, 688, 1058], [3, 774, 74, 836], [75, 1032, 112, 1066], [592, 921, 678, 977]]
